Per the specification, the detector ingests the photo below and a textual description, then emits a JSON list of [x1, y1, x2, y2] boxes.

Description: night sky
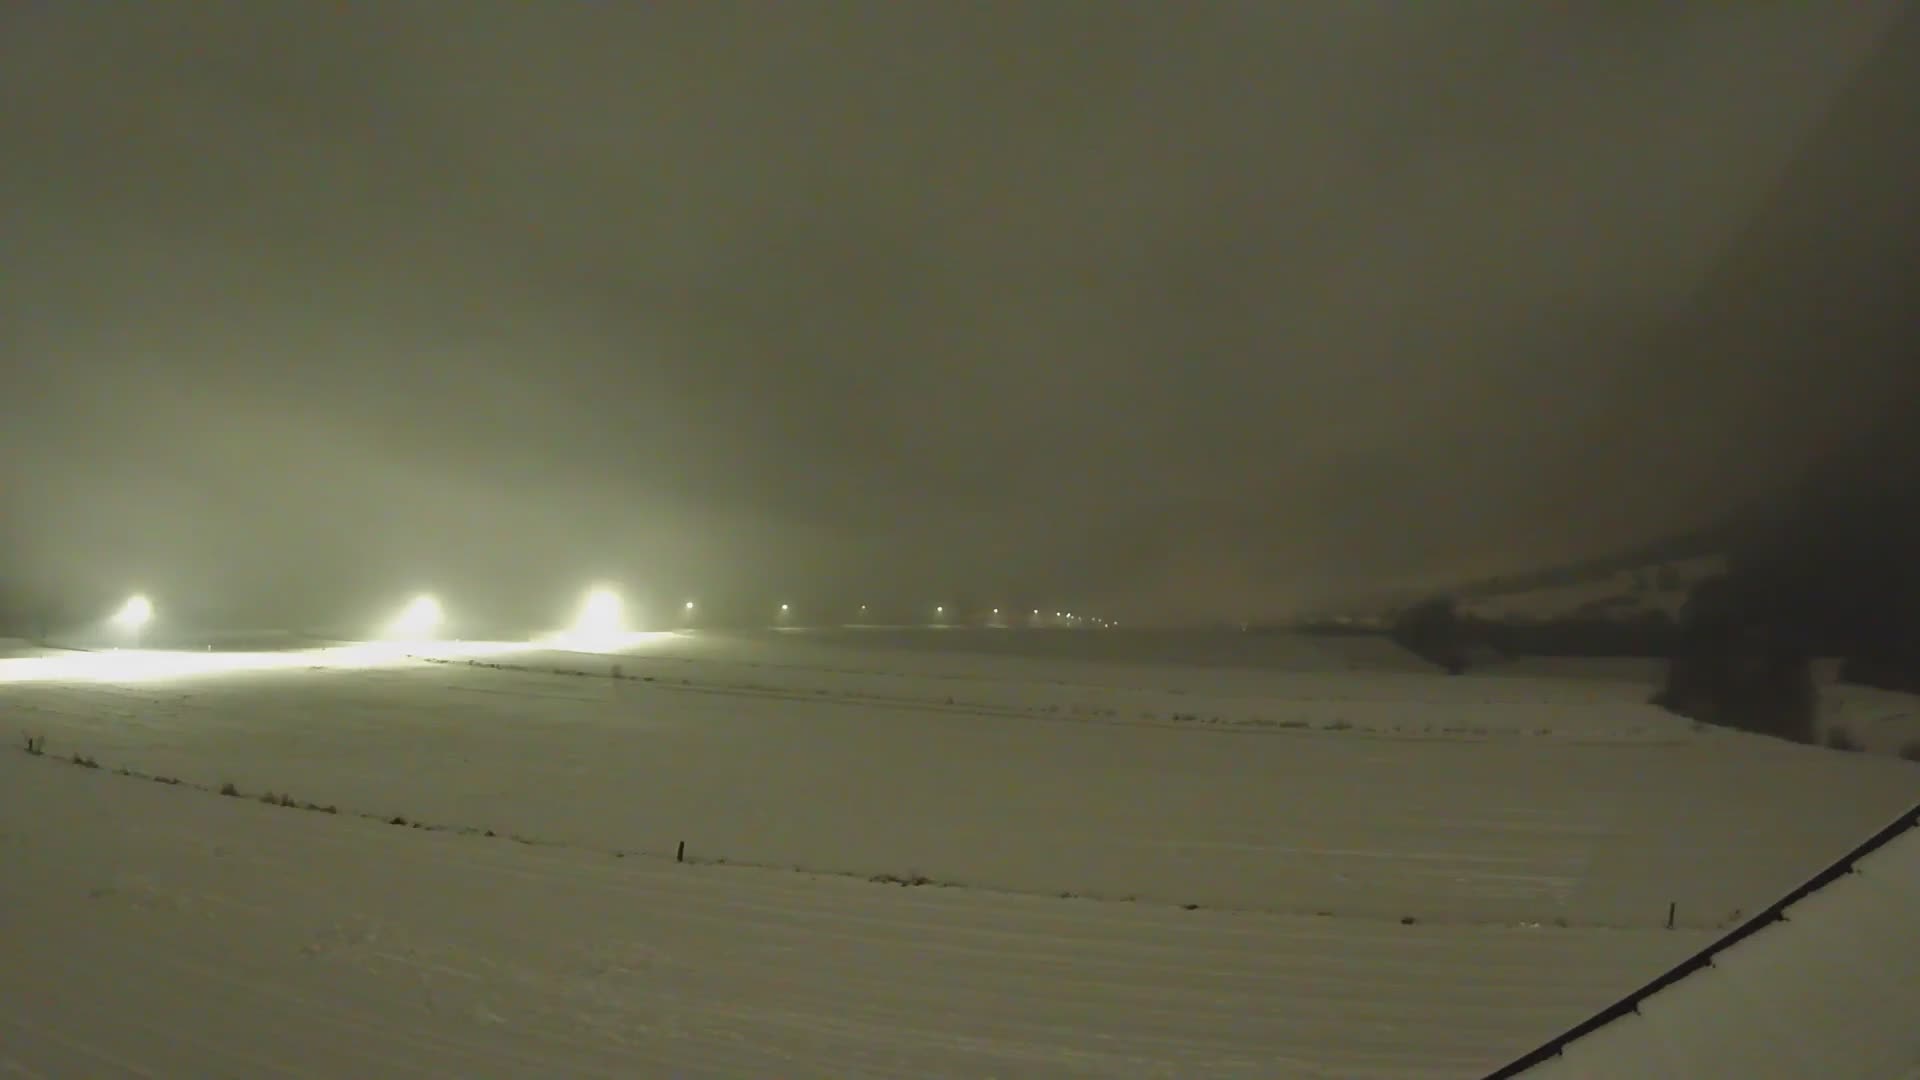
[[3, 2, 1914, 628]]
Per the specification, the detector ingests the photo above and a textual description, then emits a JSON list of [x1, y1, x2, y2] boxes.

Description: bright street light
[[113, 594, 153, 630], [572, 587, 624, 638], [386, 595, 443, 639]]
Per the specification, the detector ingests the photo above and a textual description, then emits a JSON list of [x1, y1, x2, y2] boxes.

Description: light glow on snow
[[0, 640, 534, 685], [533, 629, 682, 653]]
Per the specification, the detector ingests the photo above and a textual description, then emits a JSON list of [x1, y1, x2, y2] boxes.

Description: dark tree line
[[1652, 418, 1917, 741], [1386, 418, 1917, 745]]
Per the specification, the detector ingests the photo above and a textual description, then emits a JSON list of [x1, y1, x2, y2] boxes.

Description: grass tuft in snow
[[1901, 741, 1920, 763], [220, 782, 241, 797], [69, 751, 99, 769], [1824, 726, 1864, 753], [23, 732, 46, 756], [870, 872, 934, 888]]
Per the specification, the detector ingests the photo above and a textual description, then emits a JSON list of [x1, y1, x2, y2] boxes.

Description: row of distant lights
[[835, 604, 1111, 627], [105, 591, 1114, 640], [383, 596, 1116, 634]]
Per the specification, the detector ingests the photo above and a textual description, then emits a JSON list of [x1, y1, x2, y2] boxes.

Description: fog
[[2, 2, 1913, 628]]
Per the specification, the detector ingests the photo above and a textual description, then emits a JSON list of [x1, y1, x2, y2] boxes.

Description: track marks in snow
[[418, 652, 1680, 743], [2, 753, 1702, 1078], [11, 656, 1916, 930]]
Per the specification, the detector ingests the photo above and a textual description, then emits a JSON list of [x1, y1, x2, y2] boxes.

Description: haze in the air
[[2, 2, 1914, 628]]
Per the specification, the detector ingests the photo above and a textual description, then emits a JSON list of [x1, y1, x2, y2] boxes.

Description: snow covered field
[[5, 630, 1917, 1076]]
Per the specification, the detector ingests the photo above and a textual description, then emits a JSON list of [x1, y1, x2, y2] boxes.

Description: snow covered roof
[[1490, 802, 1920, 1078]]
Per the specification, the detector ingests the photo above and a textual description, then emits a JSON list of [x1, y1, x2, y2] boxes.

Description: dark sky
[[2, 2, 1913, 627]]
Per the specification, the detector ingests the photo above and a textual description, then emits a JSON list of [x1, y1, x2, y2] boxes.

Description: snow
[[1458, 555, 1727, 624], [5, 629, 1917, 1076], [1510, 809, 1920, 1078], [1818, 681, 1920, 757]]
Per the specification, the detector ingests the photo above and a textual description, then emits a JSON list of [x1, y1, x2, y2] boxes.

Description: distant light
[[935, 605, 944, 614], [684, 600, 695, 611], [113, 594, 154, 629], [992, 608, 999, 615], [385, 594, 443, 639], [780, 603, 790, 612], [573, 587, 624, 637]]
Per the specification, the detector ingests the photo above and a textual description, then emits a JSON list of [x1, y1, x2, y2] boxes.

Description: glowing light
[[781, 603, 790, 611], [684, 600, 695, 611], [935, 606, 944, 614], [385, 595, 443, 639], [560, 587, 626, 647], [113, 595, 154, 630]]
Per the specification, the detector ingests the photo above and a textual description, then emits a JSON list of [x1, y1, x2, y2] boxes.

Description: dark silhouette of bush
[[1391, 595, 1470, 674], [1652, 573, 1816, 744], [1727, 419, 1920, 693]]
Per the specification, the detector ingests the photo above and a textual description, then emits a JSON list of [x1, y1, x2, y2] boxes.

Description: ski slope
[[5, 630, 1917, 1075]]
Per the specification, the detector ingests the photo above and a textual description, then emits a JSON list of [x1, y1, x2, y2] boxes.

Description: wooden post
[[676, 840, 685, 863], [1666, 901, 1676, 929]]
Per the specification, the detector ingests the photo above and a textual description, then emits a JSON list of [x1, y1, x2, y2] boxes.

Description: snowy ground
[[5, 630, 1917, 1076], [1818, 681, 1920, 757]]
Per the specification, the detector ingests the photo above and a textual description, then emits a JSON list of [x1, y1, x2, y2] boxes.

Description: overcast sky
[[2, 2, 1913, 627]]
